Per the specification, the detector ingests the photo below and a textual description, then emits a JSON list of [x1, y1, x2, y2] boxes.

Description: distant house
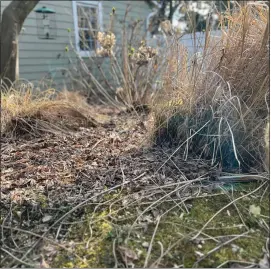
[[0, 1, 153, 90]]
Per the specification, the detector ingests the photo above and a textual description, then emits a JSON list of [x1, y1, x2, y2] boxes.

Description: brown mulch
[[1, 105, 218, 267], [1, 106, 217, 208]]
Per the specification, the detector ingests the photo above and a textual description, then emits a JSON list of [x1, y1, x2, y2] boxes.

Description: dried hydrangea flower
[[96, 31, 116, 56], [130, 41, 158, 65], [96, 47, 113, 57], [97, 32, 116, 50]]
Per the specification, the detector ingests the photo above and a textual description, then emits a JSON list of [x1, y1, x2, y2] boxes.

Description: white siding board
[[20, 64, 69, 73], [19, 51, 73, 59], [22, 20, 75, 30], [19, 44, 70, 51], [19, 33, 73, 41], [20, 56, 71, 60], [19, 39, 73, 45], [20, 58, 71, 66]]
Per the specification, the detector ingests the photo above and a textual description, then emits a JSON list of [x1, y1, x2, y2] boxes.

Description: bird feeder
[[35, 6, 57, 39]]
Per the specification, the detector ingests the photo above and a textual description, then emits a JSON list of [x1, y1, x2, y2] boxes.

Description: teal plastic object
[[201, 180, 255, 192], [35, 6, 55, 14]]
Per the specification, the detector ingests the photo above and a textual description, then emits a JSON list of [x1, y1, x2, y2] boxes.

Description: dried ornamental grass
[[1, 87, 97, 138], [153, 2, 270, 172]]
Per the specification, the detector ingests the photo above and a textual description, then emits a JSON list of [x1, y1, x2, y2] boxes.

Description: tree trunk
[[148, 0, 168, 36], [168, 1, 182, 23], [0, 0, 40, 89], [168, 0, 173, 22]]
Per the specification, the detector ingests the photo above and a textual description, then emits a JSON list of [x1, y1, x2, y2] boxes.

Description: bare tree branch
[[168, 1, 183, 22]]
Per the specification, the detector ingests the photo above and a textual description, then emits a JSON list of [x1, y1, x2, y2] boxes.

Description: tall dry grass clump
[[1, 82, 97, 138], [153, 2, 270, 173]]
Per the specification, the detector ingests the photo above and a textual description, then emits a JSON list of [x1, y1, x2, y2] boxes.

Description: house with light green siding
[[0, 1, 153, 90]]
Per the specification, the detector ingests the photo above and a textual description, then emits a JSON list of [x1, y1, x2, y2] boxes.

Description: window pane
[[79, 30, 96, 51], [77, 6, 98, 29], [77, 4, 98, 51]]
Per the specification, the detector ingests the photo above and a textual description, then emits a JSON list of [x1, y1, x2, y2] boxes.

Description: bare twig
[[144, 215, 161, 268]]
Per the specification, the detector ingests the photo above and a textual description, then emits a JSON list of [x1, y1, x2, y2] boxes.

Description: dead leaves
[[1, 106, 216, 267]]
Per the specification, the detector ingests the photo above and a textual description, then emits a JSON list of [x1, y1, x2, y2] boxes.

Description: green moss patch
[[50, 182, 269, 268]]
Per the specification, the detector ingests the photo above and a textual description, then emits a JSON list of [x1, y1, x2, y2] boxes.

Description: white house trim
[[72, 0, 103, 57]]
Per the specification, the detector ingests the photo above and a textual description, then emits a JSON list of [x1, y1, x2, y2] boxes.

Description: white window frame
[[72, 1, 103, 57]]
